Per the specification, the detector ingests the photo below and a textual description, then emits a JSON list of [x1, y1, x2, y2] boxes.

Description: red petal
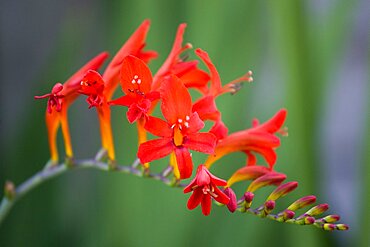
[[120, 55, 153, 95], [174, 147, 193, 179], [152, 23, 187, 91], [192, 96, 219, 121], [137, 138, 174, 163], [160, 75, 192, 124], [145, 91, 160, 102], [213, 186, 230, 205], [187, 188, 203, 210], [201, 194, 212, 216], [247, 172, 287, 192], [183, 133, 216, 154], [144, 116, 173, 137], [195, 48, 222, 96], [108, 95, 136, 107], [185, 112, 205, 134], [181, 68, 210, 94], [253, 109, 287, 134], [206, 170, 227, 187]]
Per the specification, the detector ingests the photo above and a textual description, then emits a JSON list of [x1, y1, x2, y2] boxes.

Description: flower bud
[[321, 215, 340, 223], [336, 224, 349, 230], [305, 203, 329, 216], [277, 209, 295, 222], [287, 195, 316, 211], [223, 187, 237, 213], [243, 192, 254, 209], [322, 223, 336, 231], [267, 181, 298, 201], [304, 216, 315, 225], [247, 172, 286, 192]]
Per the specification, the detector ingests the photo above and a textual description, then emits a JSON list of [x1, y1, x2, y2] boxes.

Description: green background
[[1, 0, 369, 246]]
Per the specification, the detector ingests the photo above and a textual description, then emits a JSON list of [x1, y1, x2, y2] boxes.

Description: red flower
[[109, 55, 159, 123], [34, 52, 109, 162], [138, 75, 217, 179], [152, 24, 210, 93], [79, 70, 106, 108], [205, 109, 287, 170], [184, 165, 230, 216]]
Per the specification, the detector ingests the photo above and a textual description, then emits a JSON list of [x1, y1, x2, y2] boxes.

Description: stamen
[[178, 119, 183, 123], [185, 115, 190, 121], [134, 75, 138, 79], [184, 122, 189, 128]]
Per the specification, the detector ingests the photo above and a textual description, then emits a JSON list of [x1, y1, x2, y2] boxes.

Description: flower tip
[[244, 191, 254, 203], [336, 224, 349, 231], [264, 200, 276, 210]]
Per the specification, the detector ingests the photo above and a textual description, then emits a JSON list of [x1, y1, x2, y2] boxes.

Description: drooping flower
[[184, 165, 230, 216], [79, 20, 158, 160], [138, 75, 217, 179], [204, 109, 288, 169], [35, 52, 109, 162], [192, 48, 254, 140], [152, 24, 210, 93], [109, 55, 159, 123]]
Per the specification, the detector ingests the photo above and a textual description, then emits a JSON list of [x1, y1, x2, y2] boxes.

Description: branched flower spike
[[1, 20, 348, 233]]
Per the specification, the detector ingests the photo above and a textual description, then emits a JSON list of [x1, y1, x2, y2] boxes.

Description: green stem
[[0, 157, 175, 226]]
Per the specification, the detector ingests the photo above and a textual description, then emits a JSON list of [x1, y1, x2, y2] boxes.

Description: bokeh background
[[1, 0, 369, 246]]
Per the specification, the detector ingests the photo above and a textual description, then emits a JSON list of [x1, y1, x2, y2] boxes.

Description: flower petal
[[144, 116, 173, 137], [183, 132, 216, 154], [138, 138, 174, 164], [108, 95, 136, 107], [120, 55, 153, 95], [187, 188, 203, 210], [160, 75, 192, 124], [253, 109, 287, 134], [192, 96, 219, 121], [227, 166, 271, 187], [174, 147, 193, 179], [185, 112, 205, 134], [209, 120, 228, 140], [126, 103, 144, 123], [201, 194, 212, 216], [213, 186, 230, 205]]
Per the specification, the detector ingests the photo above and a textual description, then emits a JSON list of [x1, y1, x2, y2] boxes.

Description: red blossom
[[184, 165, 229, 216], [138, 75, 217, 179], [109, 55, 160, 123], [79, 70, 106, 108], [34, 83, 65, 113]]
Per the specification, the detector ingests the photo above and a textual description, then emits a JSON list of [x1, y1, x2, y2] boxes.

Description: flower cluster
[[33, 20, 348, 231]]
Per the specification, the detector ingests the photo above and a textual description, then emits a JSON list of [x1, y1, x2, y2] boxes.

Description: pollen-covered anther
[[131, 75, 141, 84]]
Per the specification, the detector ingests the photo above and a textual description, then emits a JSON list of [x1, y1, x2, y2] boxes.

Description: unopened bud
[[224, 187, 237, 213], [277, 209, 295, 222], [323, 223, 336, 231], [336, 224, 349, 230], [304, 216, 315, 225], [243, 192, 254, 209], [321, 215, 340, 223], [267, 181, 298, 201], [4, 181, 15, 200], [247, 172, 286, 192], [287, 195, 316, 211], [305, 203, 329, 216]]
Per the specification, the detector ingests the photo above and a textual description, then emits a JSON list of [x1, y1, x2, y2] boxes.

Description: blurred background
[[1, 0, 369, 246]]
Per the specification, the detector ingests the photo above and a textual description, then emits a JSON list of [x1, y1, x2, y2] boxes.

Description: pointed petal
[[183, 132, 216, 154], [152, 23, 187, 90], [181, 68, 210, 94], [137, 138, 174, 163], [126, 104, 144, 123], [201, 194, 212, 216], [120, 55, 153, 95], [195, 48, 222, 96], [108, 95, 136, 107], [183, 176, 198, 193], [174, 147, 193, 179], [144, 116, 173, 137], [253, 109, 287, 134], [206, 170, 227, 187], [160, 75, 192, 123], [209, 120, 228, 140], [213, 186, 230, 205], [187, 189, 203, 210]]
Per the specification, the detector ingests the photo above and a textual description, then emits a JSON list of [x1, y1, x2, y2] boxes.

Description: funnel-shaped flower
[[79, 20, 157, 160], [35, 52, 109, 162], [205, 109, 287, 169], [152, 24, 210, 93], [138, 75, 217, 179], [184, 165, 229, 216]]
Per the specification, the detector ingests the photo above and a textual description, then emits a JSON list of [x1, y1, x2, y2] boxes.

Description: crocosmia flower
[[35, 52, 109, 162], [138, 75, 217, 179], [184, 165, 230, 216], [109, 55, 160, 123], [79, 70, 106, 108]]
